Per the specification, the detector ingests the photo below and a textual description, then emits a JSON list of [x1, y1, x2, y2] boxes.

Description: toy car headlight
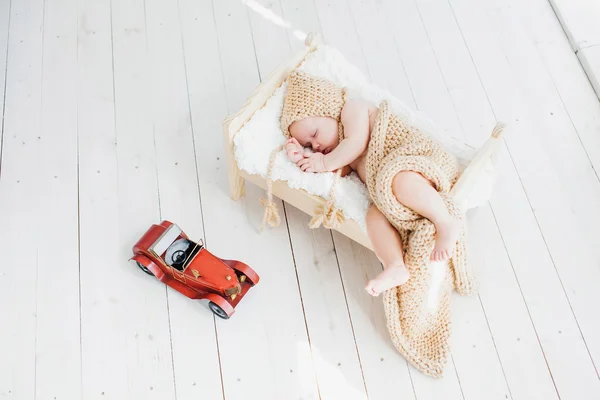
[[225, 284, 241, 296]]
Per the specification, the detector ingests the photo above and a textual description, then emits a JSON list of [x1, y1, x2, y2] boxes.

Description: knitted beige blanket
[[365, 100, 476, 377]]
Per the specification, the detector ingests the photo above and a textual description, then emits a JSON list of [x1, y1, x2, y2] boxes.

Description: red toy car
[[130, 220, 259, 319]]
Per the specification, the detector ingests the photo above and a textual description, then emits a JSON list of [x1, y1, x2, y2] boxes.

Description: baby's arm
[[323, 100, 370, 171]]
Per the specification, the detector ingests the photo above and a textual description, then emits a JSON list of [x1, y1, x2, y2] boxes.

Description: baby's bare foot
[[431, 217, 462, 262], [365, 263, 410, 297]]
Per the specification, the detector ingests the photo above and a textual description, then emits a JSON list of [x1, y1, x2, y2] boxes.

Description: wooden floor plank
[[504, 0, 600, 370], [411, 0, 561, 398], [246, 1, 370, 398], [484, 0, 600, 381], [377, 0, 511, 398], [78, 0, 128, 397], [517, 0, 600, 173], [380, 0, 464, 140], [411, 0, 560, 399], [0, 0, 10, 162], [286, 207, 370, 400], [209, 1, 320, 398], [3, 0, 600, 398], [35, 0, 81, 398], [167, 0, 228, 397], [346, 0, 416, 109], [278, 0, 322, 52], [312, 0, 369, 77], [112, 0, 194, 397], [143, 0, 225, 395], [450, 0, 600, 397], [0, 0, 44, 398], [332, 231, 419, 400], [79, 0, 179, 397]]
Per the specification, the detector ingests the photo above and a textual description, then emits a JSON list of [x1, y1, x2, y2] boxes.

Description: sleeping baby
[[279, 71, 463, 297]]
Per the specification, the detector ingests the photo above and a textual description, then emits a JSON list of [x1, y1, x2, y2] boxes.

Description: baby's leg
[[392, 171, 461, 261], [364, 204, 410, 296]]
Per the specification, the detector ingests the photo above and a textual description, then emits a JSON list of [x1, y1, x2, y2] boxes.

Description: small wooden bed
[[222, 33, 504, 251]]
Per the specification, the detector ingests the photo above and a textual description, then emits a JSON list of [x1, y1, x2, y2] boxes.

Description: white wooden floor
[[1, 0, 600, 399]]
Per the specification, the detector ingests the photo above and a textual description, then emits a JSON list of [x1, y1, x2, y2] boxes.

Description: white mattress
[[233, 45, 490, 230]]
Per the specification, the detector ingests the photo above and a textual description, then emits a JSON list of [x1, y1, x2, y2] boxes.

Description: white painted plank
[[285, 207, 369, 400], [173, 0, 231, 397], [579, 46, 600, 99], [413, 0, 560, 399], [278, 0, 322, 52], [346, 0, 415, 109], [0, 0, 9, 160], [332, 232, 418, 400], [381, 0, 464, 141], [450, 0, 600, 397], [246, 2, 369, 398], [498, 0, 600, 372], [112, 0, 196, 397], [209, 1, 320, 398], [547, 0, 600, 52], [545, 0, 600, 103], [245, 0, 292, 75], [484, 0, 600, 382], [467, 205, 559, 400], [510, 0, 600, 197], [311, 0, 369, 77], [364, 0, 509, 397], [214, 0, 261, 110], [78, 0, 139, 398], [35, 0, 81, 398], [0, 0, 43, 398], [141, 0, 223, 397]]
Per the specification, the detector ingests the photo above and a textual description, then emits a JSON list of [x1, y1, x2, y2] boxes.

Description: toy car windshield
[[148, 224, 202, 272]]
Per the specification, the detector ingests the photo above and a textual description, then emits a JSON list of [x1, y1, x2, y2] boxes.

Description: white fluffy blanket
[[233, 45, 491, 229]]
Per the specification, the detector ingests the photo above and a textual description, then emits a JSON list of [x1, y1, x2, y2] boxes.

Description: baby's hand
[[285, 138, 305, 163], [297, 152, 327, 173]]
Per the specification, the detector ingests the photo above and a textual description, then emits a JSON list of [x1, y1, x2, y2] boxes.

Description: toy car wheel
[[136, 261, 154, 276], [208, 301, 230, 320]]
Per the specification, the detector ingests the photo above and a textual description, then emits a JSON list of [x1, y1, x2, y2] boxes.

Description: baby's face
[[289, 116, 339, 154]]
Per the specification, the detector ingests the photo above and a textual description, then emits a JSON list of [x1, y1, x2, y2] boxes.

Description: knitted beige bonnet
[[280, 71, 346, 142], [261, 71, 347, 230]]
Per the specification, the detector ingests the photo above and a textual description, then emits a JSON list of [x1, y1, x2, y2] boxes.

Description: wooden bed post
[[223, 115, 245, 200], [450, 122, 506, 211], [222, 32, 324, 201]]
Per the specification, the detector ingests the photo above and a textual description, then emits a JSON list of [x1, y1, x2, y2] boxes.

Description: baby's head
[[280, 71, 346, 153], [289, 116, 339, 154]]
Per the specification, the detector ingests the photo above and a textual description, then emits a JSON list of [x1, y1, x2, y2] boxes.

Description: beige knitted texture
[[262, 71, 347, 229], [366, 100, 475, 377], [280, 71, 346, 144]]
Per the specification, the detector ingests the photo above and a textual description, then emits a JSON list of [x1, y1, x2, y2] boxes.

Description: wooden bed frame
[[222, 32, 504, 251]]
